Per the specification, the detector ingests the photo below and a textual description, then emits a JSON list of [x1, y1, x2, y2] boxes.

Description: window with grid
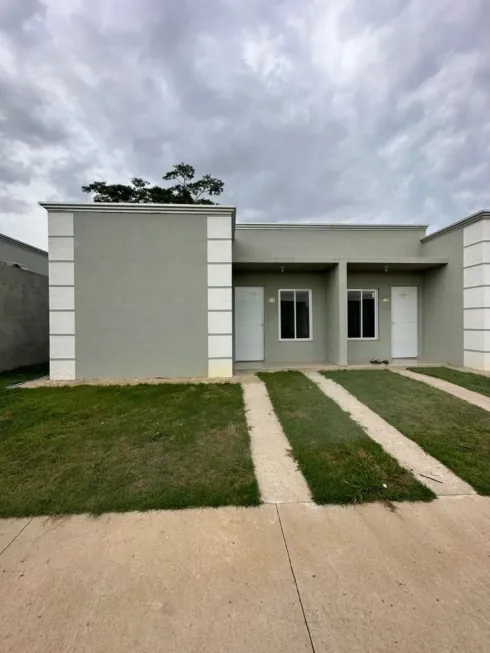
[[279, 290, 312, 340], [347, 289, 378, 339]]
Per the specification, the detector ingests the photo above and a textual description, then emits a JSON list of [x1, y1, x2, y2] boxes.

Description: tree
[[81, 163, 224, 204]]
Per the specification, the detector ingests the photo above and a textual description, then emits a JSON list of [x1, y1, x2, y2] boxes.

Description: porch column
[[338, 260, 348, 366]]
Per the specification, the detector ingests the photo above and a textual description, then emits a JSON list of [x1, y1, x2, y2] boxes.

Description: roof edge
[[236, 223, 428, 231], [0, 232, 47, 257], [421, 210, 490, 242], [39, 202, 236, 218]]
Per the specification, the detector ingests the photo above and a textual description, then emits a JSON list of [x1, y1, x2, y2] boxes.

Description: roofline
[[421, 210, 490, 242], [39, 201, 236, 218], [0, 232, 47, 257], [236, 223, 428, 231]]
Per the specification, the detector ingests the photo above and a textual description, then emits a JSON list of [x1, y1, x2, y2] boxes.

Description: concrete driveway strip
[[242, 378, 312, 504], [393, 368, 490, 412], [0, 507, 313, 653], [278, 497, 490, 653], [306, 371, 475, 496]]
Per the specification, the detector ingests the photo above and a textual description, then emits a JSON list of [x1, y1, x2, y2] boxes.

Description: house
[[0, 232, 48, 275], [40, 202, 490, 380]]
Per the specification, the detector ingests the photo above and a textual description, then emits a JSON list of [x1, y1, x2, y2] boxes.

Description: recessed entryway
[[234, 286, 264, 362], [391, 286, 418, 358]]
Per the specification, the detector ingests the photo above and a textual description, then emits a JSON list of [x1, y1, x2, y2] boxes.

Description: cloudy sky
[[0, 0, 489, 249]]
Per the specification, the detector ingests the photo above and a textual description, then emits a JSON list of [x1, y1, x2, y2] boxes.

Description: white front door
[[234, 287, 264, 361], [391, 286, 418, 358]]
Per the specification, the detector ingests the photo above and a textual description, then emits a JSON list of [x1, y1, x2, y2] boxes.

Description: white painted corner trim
[[48, 211, 76, 380], [463, 220, 490, 370], [206, 215, 233, 377]]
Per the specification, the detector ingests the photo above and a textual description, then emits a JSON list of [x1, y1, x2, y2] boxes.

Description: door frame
[[391, 285, 419, 358], [234, 286, 265, 362]]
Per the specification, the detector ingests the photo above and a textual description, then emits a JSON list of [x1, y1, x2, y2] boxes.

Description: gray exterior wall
[[74, 211, 208, 378], [0, 265, 48, 371], [421, 230, 464, 366], [233, 271, 329, 363], [0, 234, 48, 275], [234, 227, 426, 263], [347, 272, 423, 364]]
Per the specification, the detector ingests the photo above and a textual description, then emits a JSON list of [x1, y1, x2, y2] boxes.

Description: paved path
[[393, 368, 490, 413], [1, 498, 490, 652], [242, 378, 311, 503], [306, 371, 475, 497]]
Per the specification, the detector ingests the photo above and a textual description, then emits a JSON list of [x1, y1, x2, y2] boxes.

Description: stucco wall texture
[[0, 265, 49, 372], [74, 211, 208, 379]]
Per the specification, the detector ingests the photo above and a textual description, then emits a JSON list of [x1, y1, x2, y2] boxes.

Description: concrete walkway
[[1, 498, 490, 652], [306, 372, 475, 497], [242, 378, 311, 503], [393, 368, 490, 413]]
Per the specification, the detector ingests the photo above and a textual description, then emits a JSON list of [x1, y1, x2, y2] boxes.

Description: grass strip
[[258, 371, 433, 504], [408, 366, 490, 398], [323, 369, 490, 495]]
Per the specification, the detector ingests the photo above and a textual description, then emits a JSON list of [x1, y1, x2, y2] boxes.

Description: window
[[279, 289, 312, 340], [348, 289, 378, 340]]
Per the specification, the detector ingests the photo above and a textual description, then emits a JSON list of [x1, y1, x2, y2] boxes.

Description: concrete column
[[338, 260, 348, 366]]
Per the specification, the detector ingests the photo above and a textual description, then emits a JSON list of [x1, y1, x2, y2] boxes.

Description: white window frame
[[278, 289, 313, 341], [347, 289, 379, 341]]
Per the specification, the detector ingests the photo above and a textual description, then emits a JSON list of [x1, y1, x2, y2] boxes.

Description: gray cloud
[[0, 0, 489, 247]]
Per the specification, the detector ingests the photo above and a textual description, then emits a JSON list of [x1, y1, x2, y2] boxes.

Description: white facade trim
[[208, 311, 232, 335], [47, 212, 74, 236], [207, 263, 232, 287], [207, 239, 232, 263], [207, 215, 233, 377], [50, 311, 75, 335], [50, 360, 76, 381], [49, 261, 75, 286], [208, 335, 233, 359], [48, 237, 75, 261], [48, 211, 75, 379]]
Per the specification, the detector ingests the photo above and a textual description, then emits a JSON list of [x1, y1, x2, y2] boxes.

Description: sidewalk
[[1, 498, 490, 652]]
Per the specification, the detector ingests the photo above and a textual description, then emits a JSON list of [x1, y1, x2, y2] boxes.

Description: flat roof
[[236, 223, 428, 231], [0, 232, 47, 257], [421, 210, 490, 242], [39, 201, 236, 217]]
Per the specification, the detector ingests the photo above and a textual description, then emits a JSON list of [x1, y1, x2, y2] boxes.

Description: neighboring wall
[[0, 265, 48, 372], [233, 271, 329, 363], [347, 272, 423, 364], [421, 230, 464, 366], [234, 226, 426, 263], [0, 233, 48, 275]]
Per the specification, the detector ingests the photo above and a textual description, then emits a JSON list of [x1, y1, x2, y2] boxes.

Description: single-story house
[[0, 232, 48, 275], [40, 202, 490, 380]]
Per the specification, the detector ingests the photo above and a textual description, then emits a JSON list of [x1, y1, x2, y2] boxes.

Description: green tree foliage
[[82, 163, 224, 204]]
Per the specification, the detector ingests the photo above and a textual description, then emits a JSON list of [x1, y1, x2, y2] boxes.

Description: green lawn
[[258, 371, 433, 504], [0, 373, 259, 517], [409, 366, 490, 398], [323, 370, 490, 495]]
